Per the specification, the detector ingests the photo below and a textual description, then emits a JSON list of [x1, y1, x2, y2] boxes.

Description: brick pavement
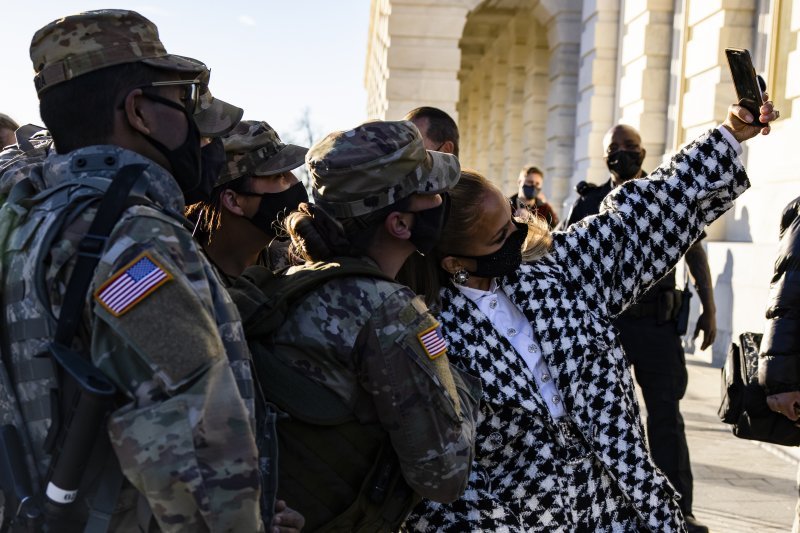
[[646, 360, 798, 532]]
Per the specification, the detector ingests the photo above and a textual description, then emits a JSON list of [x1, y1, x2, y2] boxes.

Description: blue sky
[[0, 1, 369, 145]]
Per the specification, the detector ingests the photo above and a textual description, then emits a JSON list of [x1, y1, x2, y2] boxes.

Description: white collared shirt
[[457, 280, 566, 418]]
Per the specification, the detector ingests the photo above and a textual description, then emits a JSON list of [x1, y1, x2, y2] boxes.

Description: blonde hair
[[398, 169, 552, 307]]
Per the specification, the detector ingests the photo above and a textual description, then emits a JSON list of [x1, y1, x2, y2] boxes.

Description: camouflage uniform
[[239, 120, 480, 530], [1, 10, 262, 531]]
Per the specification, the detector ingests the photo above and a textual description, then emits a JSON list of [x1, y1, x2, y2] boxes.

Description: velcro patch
[[94, 251, 172, 317], [417, 323, 447, 360]]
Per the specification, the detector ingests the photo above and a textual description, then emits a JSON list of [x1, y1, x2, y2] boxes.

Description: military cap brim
[[417, 150, 460, 195], [250, 144, 308, 176], [195, 95, 244, 138]]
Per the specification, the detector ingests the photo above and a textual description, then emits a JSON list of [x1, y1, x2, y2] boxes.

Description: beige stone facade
[[365, 0, 800, 364]]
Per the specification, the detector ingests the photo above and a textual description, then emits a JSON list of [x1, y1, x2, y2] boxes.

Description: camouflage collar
[[42, 145, 185, 215]]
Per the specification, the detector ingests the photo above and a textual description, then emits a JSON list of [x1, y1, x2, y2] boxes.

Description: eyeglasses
[[138, 78, 202, 114]]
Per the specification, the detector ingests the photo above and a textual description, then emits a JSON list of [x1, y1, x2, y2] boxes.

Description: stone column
[[500, 17, 529, 195], [617, 0, 675, 172], [520, 20, 549, 189], [680, 0, 757, 142], [537, 0, 583, 209], [571, 0, 620, 195], [486, 36, 510, 183], [364, 0, 473, 121]]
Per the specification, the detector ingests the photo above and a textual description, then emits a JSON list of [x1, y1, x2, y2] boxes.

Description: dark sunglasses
[[128, 78, 202, 114]]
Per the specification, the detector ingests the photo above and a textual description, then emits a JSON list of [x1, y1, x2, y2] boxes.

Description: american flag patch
[[94, 252, 172, 317], [417, 324, 447, 360]]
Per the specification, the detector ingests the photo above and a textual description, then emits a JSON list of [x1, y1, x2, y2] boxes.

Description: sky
[[0, 1, 370, 146]]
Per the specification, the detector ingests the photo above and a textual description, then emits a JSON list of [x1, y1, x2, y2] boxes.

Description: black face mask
[[521, 185, 540, 200], [606, 150, 643, 182], [409, 194, 450, 254], [139, 93, 202, 199], [184, 137, 226, 205], [246, 181, 309, 236], [462, 220, 528, 278]]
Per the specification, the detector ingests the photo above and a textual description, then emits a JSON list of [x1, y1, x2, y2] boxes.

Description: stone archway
[[457, 0, 581, 203], [365, 0, 582, 204]]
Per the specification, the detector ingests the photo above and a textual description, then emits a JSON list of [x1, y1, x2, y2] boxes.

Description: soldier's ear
[[384, 211, 413, 240], [122, 89, 152, 136], [220, 188, 246, 216]]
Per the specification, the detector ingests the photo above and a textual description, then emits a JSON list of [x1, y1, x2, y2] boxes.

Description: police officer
[[232, 120, 481, 531], [561, 123, 715, 533], [187, 120, 309, 282], [2, 10, 263, 531]]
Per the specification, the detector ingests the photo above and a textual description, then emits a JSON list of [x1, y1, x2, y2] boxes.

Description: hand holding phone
[[725, 48, 767, 127]]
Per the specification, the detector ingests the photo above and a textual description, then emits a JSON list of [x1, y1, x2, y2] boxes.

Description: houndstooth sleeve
[[551, 127, 749, 317]]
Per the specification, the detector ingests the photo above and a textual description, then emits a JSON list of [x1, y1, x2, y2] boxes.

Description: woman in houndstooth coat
[[399, 103, 777, 532]]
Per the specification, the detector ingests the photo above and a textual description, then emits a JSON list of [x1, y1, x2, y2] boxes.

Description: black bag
[[718, 332, 800, 446]]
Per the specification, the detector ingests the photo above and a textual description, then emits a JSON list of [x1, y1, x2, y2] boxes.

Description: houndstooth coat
[[403, 128, 748, 533]]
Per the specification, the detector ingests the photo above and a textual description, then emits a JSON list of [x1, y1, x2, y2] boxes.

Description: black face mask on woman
[[184, 137, 227, 205], [409, 193, 451, 254], [139, 93, 203, 197], [244, 181, 309, 236], [462, 220, 529, 278]]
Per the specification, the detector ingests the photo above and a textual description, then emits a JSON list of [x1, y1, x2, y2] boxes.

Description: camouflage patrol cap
[[217, 120, 308, 186], [31, 9, 205, 94], [194, 69, 243, 138], [307, 120, 460, 218]]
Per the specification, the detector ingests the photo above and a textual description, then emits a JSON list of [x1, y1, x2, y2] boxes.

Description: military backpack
[[228, 260, 422, 532]]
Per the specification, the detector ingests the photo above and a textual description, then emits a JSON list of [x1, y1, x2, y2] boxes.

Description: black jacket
[[558, 178, 614, 229], [759, 196, 800, 393]]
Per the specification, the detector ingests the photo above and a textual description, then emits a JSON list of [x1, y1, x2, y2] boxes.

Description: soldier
[[0, 69, 241, 200], [560, 123, 716, 533], [187, 120, 309, 283], [230, 120, 481, 531], [1, 10, 264, 531]]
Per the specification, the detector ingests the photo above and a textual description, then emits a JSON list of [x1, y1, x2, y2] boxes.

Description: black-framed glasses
[[138, 78, 202, 114]]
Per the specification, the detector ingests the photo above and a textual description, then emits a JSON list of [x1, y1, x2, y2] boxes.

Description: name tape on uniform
[[418, 323, 447, 360], [94, 251, 172, 317]]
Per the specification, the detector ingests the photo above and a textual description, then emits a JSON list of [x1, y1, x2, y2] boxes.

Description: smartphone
[[725, 48, 767, 127]]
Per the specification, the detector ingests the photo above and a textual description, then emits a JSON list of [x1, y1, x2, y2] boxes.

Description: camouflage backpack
[[228, 260, 421, 532], [0, 166, 149, 532]]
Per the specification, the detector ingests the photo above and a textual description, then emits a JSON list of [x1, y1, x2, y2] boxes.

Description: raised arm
[[551, 99, 776, 316]]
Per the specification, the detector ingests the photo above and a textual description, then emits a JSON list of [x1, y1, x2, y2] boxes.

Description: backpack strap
[[51, 164, 148, 533], [54, 164, 148, 346]]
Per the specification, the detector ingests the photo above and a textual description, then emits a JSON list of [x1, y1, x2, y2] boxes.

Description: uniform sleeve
[[357, 288, 480, 503], [552, 128, 749, 317], [90, 213, 263, 532]]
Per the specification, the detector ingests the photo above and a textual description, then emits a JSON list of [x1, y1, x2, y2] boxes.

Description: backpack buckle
[[77, 233, 107, 258]]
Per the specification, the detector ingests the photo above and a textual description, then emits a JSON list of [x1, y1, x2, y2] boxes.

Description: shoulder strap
[[51, 164, 147, 533], [54, 164, 148, 346]]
